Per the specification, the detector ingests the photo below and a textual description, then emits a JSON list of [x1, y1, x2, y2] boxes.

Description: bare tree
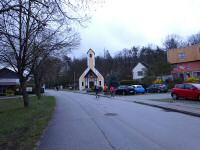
[[188, 32, 200, 45], [163, 34, 186, 50], [0, 0, 94, 107], [32, 29, 80, 99], [0, 0, 24, 14]]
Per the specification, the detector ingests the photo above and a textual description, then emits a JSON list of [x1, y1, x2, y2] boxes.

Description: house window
[[172, 64, 177, 69], [178, 52, 186, 59], [137, 71, 143, 76], [89, 54, 92, 57], [82, 82, 84, 86], [99, 81, 101, 86], [193, 72, 200, 80]]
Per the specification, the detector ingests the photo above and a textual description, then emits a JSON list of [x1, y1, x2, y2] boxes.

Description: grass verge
[[150, 98, 200, 104], [0, 96, 55, 150]]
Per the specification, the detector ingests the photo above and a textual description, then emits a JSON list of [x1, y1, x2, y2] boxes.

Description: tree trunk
[[35, 83, 41, 99], [34, 72, 42, 100], [20, 81, 29, 107]]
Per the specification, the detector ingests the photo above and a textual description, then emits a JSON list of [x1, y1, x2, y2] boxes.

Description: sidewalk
[[0, 94, 35, 100], [0, 95, 23, 100], [134, 99, 200, 117]]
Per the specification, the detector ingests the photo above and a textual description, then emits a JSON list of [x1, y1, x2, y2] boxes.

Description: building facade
[[0, 68, 20, 95], [79, 49, 104, 90], [167, 44, 200, 80], [132, 62, 147, 80]]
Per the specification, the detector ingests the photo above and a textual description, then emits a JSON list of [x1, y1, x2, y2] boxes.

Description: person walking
[[110, 85, 114, 97], [103, 84, 107, 95], [95, 85, 99, 98], [56, 86, 59, 91]]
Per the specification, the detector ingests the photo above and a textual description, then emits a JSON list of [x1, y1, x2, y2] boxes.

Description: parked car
[[171, 83, 200, 100], [132, 85, 145, 94], [146, 84, 168, 93], [115, 85, 135, 95]]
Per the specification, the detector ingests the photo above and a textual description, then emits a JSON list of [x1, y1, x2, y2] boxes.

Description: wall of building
[[79, 49, 104, 90], [171, 61, 200, 73], [167, 44, 200, 64], [171, 61, 200, 80], [132, 63, 146, 80]]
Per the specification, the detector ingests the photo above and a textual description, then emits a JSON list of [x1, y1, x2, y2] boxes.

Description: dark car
[[171, 83, 200, 100], [146, 84, 168, 93], [115, 85, 135, 95]]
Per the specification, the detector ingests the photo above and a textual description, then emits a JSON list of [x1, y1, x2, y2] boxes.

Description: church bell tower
[[87, 48, 95, 68]]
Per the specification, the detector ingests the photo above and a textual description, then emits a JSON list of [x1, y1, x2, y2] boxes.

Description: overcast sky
[[72, 0, 200, 58]]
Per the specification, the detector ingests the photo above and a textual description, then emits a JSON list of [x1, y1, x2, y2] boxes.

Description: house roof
[[132, 62, 148, 69], [0, 68, 18, 79]]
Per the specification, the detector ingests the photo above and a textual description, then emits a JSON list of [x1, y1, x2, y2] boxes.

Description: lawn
[[0, 96, 55, 150]]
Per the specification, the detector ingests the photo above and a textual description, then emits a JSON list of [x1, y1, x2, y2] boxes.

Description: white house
[[132, 62, 147, 80], [79, 49, 104, 90]]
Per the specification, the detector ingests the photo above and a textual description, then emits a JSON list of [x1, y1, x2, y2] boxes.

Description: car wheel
[[172, 93, 178, 100], [198, 95, 200, 101]]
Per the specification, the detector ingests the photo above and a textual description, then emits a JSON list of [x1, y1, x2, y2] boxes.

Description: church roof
[[84, 69, 98, 78], [87, 48, 95, 54]]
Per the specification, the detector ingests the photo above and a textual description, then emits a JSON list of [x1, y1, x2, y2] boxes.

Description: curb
[[72, 91, 111, 98], [134, 101, 200, 118]]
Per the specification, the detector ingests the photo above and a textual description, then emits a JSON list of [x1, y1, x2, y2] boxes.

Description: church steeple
[[87, 48, 95, 68]]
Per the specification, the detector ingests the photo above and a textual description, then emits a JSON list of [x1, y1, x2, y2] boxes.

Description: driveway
[[37, 90, 200, 150]]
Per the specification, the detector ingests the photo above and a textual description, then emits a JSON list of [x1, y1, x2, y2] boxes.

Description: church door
[[89, 81, 94, 88]]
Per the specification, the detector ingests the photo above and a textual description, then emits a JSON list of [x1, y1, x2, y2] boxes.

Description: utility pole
[[73, 72, 75, 90]]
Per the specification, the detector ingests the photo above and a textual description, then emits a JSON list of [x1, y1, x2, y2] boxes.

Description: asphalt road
[[37, 90, 200, 150]]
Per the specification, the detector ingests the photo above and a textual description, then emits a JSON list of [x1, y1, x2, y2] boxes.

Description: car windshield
[[128, 86, 134, 89], [156, 84, 165, 87], [137, 85, 143, 88], [118, 86, 126, 89], [192, 84, 200, 89]]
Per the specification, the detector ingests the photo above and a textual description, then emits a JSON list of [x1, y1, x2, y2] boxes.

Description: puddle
[[104, 113, 118, 116]]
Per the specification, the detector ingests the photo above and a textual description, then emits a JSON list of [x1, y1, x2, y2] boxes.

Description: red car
[[171, 83, 200, 100]]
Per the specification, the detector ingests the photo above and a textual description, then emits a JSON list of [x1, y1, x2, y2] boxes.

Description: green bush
[[140, 76, 156, 88], [120, 80, 140, 85], [173, 78, 184, 84], [168, 80, 175, 89], [153, 79, 164, 84], [185, 77, 199, 83], [99, 86, 103, 92], [6, 89, 15, 96]]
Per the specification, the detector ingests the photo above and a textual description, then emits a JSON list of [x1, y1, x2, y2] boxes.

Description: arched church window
[[89, 54, 92, 57]]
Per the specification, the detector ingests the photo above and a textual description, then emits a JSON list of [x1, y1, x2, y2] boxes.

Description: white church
[[79, 49, 104, 90]]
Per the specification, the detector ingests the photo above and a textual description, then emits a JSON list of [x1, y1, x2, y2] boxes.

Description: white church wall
[[79, 49, 104, 91]]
